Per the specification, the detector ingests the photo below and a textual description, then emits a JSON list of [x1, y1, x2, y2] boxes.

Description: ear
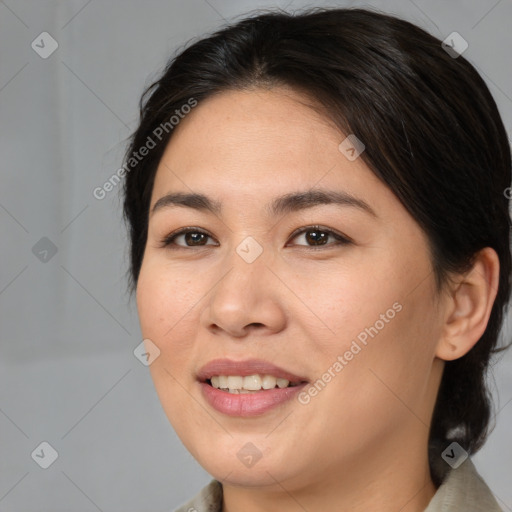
[[435, 247, 500, 361]]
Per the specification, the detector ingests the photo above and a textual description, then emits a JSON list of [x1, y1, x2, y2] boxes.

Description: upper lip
[[197, 358, 309, 384]]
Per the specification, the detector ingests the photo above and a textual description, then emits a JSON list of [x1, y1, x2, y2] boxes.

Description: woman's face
[[136, 87, 446, 490]]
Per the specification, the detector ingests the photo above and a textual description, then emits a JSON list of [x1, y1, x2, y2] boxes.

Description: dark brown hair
[[121, 7, 511, 485]]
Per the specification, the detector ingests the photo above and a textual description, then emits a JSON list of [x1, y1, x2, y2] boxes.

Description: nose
[[200, 243, 287, 339]]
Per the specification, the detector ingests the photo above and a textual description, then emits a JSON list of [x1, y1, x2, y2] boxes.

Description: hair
[[121, 7, 511, 485]]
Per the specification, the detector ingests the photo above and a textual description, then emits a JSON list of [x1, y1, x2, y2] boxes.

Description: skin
[[136, 87, 499, 512]]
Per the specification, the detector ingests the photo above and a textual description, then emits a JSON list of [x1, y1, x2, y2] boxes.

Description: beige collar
[[174, 458, 502, 512]]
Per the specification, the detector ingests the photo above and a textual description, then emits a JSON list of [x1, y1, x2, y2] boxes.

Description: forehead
[[150, 87, 393, 217], [160, 88, 339, 172]]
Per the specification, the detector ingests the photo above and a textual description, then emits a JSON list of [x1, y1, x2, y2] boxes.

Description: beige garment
[[173, 458, 503, 512], [424, 458, 502, 511]]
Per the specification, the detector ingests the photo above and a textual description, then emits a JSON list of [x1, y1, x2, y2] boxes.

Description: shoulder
[[172, 479, 223, 512], [425, 457, 502, 511], [172, 459, 503, 512]]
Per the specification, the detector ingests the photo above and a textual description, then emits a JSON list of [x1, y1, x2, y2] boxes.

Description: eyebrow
[[151, 189, 377, 218]]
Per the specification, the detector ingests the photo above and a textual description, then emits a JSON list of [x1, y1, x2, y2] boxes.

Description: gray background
[[0, 0, 511, 510]]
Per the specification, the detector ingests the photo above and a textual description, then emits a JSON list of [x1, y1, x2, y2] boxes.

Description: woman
[[122, 7, 510, 511]]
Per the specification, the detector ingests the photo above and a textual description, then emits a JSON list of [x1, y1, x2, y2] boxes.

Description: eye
[[159, 225, 351, 250], [288, 225, 351, 248], [159, 227, 218, 249]]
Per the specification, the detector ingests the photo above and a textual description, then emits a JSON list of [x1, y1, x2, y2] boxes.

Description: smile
[[208, 374, 303, 393], [197, 359, 309, 416]]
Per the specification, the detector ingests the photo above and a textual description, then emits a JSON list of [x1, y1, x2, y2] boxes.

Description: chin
[[202, 458, 291, 488], [190, 439, 306, 488]]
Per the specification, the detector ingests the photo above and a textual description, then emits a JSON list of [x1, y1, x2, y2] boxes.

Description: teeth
[[243, 375, 262, 390], [209, 374, 294, 391], [262, 375, 277, 389], [276, 378, 289, 388], [227, 376, 243, 389]]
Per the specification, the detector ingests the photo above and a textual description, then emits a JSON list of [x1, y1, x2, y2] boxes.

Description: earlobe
[[435, 247, 500, 361]]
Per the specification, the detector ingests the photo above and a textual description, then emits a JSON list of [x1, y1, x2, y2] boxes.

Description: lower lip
[[199, 382, 307, 417]]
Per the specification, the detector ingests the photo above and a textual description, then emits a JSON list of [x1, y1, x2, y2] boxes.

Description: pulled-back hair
[[121, 7, 511, 485]]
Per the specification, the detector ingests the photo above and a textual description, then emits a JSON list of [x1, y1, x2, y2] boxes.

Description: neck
[[221, 434, 437, 512]]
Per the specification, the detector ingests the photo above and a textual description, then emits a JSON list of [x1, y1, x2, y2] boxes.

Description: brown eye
[[182, 232, 208, 246], [303, 229, 329, 246], [289, 226, 351, 248], [160, 228, 217, 248]]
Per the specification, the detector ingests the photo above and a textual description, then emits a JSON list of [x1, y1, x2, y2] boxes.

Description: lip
[[197, 358, 309, 417], [197, 358, 308, 383], [200, 382, 307, 416]]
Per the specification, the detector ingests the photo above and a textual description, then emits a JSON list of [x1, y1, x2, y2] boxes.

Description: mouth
[[197, 358, 309, 416], [204, 374, 306, 393]]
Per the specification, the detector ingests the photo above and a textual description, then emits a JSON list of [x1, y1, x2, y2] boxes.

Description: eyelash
[[159, 225, 351, 250]]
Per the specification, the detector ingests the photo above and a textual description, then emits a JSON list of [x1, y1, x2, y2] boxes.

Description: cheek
[[136, 257, 200, 339], [309, 303, 439, 452], [136, 255, 223, 401], [330, 281, 440, 423], [300, 253, 438, 397], [287, 262, 400, 346], [136, 262, 201, 420], [136, 272, 168, 340]]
